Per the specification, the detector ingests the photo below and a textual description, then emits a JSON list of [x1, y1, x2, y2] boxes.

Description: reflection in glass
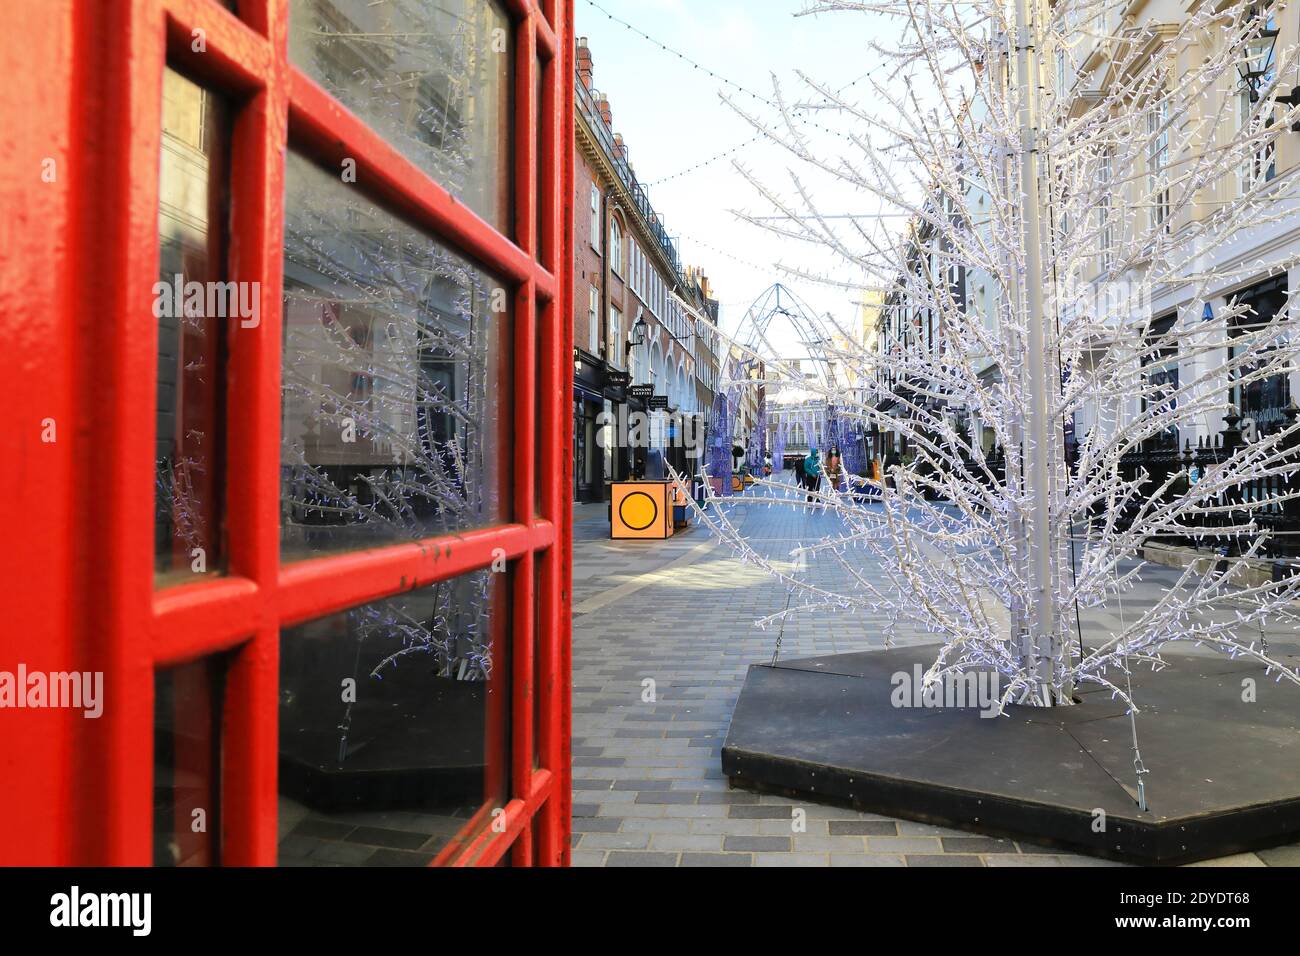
[[154, 657, 225, 866], [280, 153, 511, 559], [277, 571, 509, 866], [288, 0, 513, 233], [155, 67, 229, 584]]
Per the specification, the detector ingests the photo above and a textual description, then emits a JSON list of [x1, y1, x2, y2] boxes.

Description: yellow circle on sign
[[620, 491, 658, 531]]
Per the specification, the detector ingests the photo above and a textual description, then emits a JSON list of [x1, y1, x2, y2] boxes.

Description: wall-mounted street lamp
[[1237, 5, 1300, 131], [1238, 5, 1279, 103], [626, 315, 648, 356]]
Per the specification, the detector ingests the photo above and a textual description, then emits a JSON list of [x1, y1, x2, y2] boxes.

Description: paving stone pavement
[[276, 796, 468, 866], [569, 474, 1300, 868]]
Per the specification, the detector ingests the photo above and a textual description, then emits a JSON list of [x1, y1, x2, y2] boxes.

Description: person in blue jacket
[[804, 448, 822, 503]]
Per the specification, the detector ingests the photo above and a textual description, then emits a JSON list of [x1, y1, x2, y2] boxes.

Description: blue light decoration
[[822, 405, 837, 454], [1203, 302, 1214, 322], [750, 401, 767, 472], [836, 416, 866, 476], [706, 390, 733, 496]]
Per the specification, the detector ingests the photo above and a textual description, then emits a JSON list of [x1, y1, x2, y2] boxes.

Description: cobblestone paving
[[570, 475, 1300, 868]]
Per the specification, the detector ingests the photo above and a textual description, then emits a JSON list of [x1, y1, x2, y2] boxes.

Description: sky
[[575, 0, 904, 354]]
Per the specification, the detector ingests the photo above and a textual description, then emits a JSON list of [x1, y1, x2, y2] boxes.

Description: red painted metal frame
[[0, 0, 573, 867]]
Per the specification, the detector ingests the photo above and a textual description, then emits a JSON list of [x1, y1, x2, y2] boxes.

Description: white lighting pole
[[1012, 0, 1064, 702]]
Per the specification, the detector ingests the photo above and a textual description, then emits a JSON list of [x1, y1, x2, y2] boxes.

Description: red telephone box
[[0, 0, 573, 867]]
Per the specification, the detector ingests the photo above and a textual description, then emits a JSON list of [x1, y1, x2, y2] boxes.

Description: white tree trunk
[[1013, 0, 1064, 702]]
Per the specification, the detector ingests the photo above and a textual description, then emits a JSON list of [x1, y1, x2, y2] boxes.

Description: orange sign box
[[611, 481, 674, 540]]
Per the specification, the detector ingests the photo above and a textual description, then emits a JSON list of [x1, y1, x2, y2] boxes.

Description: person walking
[[804, 448, 822, 504], [792, 452, 806, 492], [824, 447, 843, 492]]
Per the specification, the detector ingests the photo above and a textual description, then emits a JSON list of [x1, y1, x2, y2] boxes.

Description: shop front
[[2, 0, 573, 867], [573, 349, 605, 503]]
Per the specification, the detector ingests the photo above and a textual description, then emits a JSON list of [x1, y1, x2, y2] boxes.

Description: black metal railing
[[946, 408, 1300, 563], [1077, 406, 1300, 561]]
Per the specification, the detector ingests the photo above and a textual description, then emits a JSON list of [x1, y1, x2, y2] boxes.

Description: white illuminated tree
[[685, 0, 1300, 712]]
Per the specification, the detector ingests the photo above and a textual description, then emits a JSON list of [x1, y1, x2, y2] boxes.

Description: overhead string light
[[673, 231, 777, 274], [647, 69, 883, 187], [582, 0, 777, 105], [581, 0, 870, 153], [649, 70, 880, 185], [648, 135, 764, 186]]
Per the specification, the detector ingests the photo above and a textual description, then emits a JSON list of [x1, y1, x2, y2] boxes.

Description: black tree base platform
[[721, 645, 1300, 865]]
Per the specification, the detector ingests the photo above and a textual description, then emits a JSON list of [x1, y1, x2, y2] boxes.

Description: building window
[[1148, 94, 1170, 232], [1239, 92, 1277, 192], [588, 285, 600, 353], [609, 305, 623, 369], [609, 217, 623, 277], [1237, 4, 1278, 193], [590, 184, 601, 253]]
